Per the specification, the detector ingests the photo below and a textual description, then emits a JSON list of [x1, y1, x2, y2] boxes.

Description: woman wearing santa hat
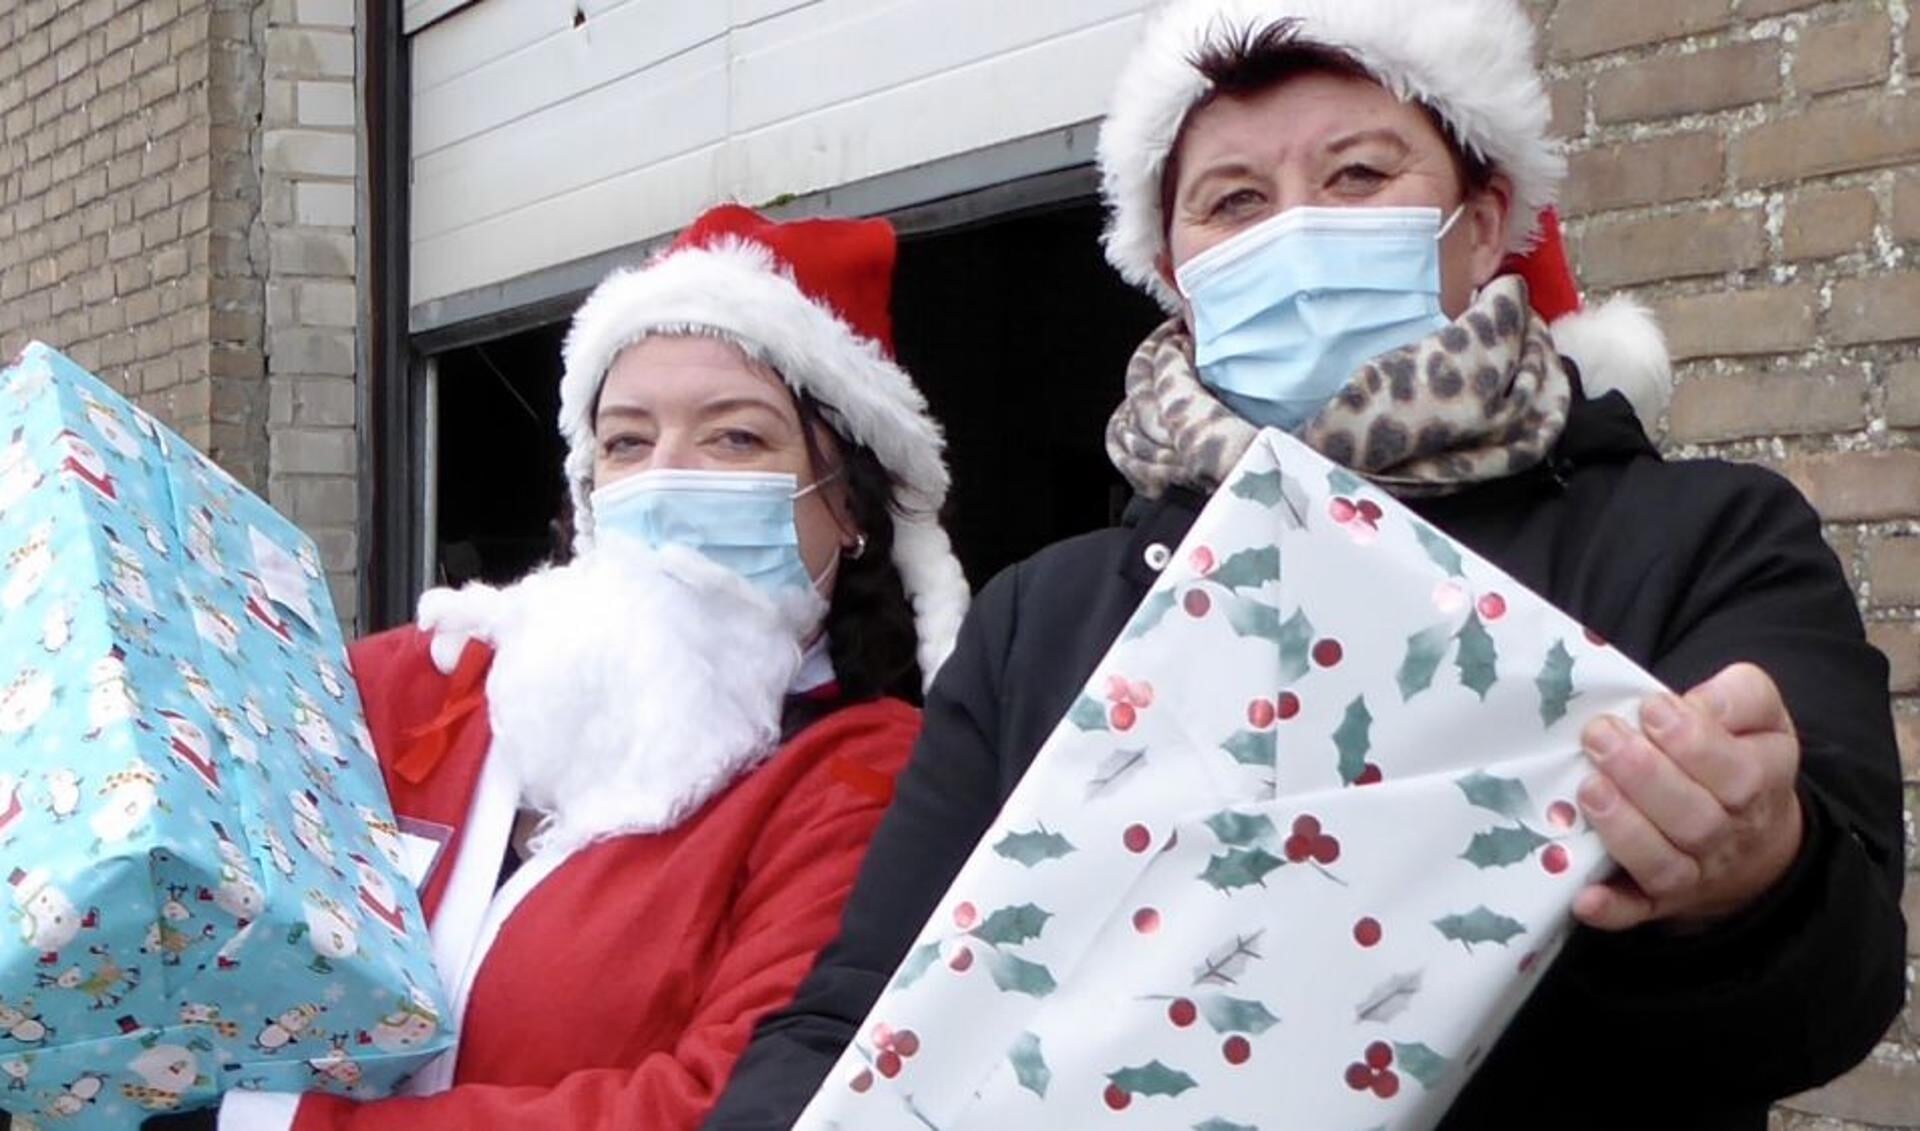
[[199, 204, 970, 1130], [709, 3, 1905, 1128]]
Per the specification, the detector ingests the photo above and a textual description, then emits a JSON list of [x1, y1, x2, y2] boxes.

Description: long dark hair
[[552, 385, 924, 704]]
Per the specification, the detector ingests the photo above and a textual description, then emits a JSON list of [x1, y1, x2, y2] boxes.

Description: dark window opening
[[426, 196, 1165, 595]]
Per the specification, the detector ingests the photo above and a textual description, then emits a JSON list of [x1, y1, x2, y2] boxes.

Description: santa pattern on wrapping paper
[[0, 343, 452, 1130], [798, 431, 1665, 1131]]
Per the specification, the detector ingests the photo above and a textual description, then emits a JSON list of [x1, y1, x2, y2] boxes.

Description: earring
[[846, 533, 869, 561]]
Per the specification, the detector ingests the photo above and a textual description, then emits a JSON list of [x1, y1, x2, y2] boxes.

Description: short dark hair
[[1159, 19, 1498, 230]]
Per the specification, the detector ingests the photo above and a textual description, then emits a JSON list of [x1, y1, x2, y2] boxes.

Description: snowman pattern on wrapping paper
[[800, 431, 1666, 1131], [0, 345, 452, 1127]]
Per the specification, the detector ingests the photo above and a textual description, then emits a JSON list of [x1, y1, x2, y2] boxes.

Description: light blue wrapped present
[[0, 343, 454, 1129]]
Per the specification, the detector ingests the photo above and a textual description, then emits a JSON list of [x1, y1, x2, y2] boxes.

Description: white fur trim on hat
[[1550, 296, 1673, 440], [558, 238, 968, 685], [1099, 0, 1566, 310]]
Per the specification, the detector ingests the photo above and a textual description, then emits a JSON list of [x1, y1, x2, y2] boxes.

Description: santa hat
[[558, 205, 969, 684], [1096, 0, 1672, 431]]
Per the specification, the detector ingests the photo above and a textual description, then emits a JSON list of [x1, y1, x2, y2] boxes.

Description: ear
[[1466, 173, 1514, 288]]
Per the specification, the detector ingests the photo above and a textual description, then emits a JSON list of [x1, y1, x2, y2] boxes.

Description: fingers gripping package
[[798, 428, 1664, 1131], [0, 343, 452, 1129]]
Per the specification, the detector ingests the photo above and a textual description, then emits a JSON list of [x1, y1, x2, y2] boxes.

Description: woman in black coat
[[707, 2, 1907, 1127]]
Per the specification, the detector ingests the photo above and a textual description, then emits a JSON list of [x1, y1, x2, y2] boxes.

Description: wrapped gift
[[0, 343, 453, 1130], [798, 429, 1664, 1130]]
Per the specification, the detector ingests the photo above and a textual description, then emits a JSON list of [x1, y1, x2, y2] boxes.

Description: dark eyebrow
[[695, 396, 794, 423], [1328, 129, 1410, 157]]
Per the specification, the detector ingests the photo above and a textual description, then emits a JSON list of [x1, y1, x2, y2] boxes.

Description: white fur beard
[[417, 542, 826, 855]]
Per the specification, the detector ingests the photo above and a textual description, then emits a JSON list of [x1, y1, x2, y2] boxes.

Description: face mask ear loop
[[1437, 203, 1467, 242]]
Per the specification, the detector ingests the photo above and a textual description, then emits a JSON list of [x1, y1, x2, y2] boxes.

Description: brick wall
[[260, 0, 361, 628], [1538, 0, 1918, 1126], [0, 0, 222, 453], [0, 0, 362, 630]]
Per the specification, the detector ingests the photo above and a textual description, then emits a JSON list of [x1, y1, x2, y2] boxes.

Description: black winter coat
[[706, 392, 1908, 1131]]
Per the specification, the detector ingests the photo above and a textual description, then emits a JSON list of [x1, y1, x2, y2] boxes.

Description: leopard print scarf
[[1106, 275, 1573, 500]]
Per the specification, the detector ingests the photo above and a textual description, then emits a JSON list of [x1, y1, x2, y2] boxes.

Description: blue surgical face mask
[[588, 468, 837, 599], [1175, 205, 1464, 433]]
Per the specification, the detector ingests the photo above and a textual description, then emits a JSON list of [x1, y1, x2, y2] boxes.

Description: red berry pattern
[[1104, 1083, 1132, 1111], [1168, 998, 1197, 1028], [948, 945, 974, 973], [1546, 800, 1577, 831], [1122, 824, 1152, 854], [1354, 762, 1383, 786], [1109, 702, 1137, 731], [1346, 1042, 1401, 1098], [1353, 917, 1383, 948], [868, 1024, 920, 1081], [1183, 590, 1212, 618], [1329, 498, 1357, 524], [953, 901, 977, 930], [1477, 592, 1507, 620], [1276, 691, 1301, 720], [1131, 907, 1161, 934], [1541, 844, 1570, 875], [1247, 698, 1277, 729], [1357, 500, 1383, 524], [1222, 1036, 1252, 1066], [1190, 546, 1216, 575], [1312, 639, 1344, 668], [850, 1069, 874, 1093], [1282, 815, 1341, 865]]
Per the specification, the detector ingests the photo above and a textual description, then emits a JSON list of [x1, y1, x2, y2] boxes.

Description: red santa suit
[[220, 626, 916, 1130]]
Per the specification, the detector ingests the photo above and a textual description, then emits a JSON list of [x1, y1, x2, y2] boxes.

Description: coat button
[[1143, 543, 1172, 571]]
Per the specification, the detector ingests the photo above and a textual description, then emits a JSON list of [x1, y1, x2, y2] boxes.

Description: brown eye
[[1209, 188, 1265, 218], [1331, 165, 1389, 193]]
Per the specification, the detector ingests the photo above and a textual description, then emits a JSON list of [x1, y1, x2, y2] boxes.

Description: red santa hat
[[1096, 0, 1672, 431], [558, 205, 969, 684]]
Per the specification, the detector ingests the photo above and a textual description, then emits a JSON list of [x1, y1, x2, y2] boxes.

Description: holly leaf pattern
[[1200, 847, 1284, 892], [992, 828, 1076, 868], [1086, 747, 1148, 799], [1397, 623, 1452, 700], [970, 903, 1052, 947], [1455, 771, 1530, 821], [1198, 994, 1280, 1034], [1067, 694, 1109, 732], [1211, 546, 1281, 592], [1454, 613, 1498, 700], [1277, 608, 1314, 682], [1414, 522, 1466, 577], [1204, 810, 1277, 848], [984, 950, 1058, 997], [1009, 1031, 1050, 1098], [1230, 470, 1287, 507], [1394, 1042, 1450, 1089], [1333, 696, 1373, 785], [1460, 824, 1548, 869], [1220, 729, 1276, 770], [1354, 970, 1422, 1024], [1193, 931, 1265, 986], [1327, 466, 1365, 496], [1537, 639, 1578, 726], [1107, 1060, 1198, 1098], [893, 941, 942, 991], [1225, 599, 1282, 642], [1433, 906, 1528, 950], [1124, 589, 1178, 641]]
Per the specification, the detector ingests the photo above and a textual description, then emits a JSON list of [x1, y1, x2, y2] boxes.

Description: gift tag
[[249, 525, 319, 631], [396, 817, 454, 894]]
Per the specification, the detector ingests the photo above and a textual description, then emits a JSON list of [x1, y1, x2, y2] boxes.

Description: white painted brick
[[296, 280, 358, 327], [264, 78, 297, 128], [265, 27, 355, 80], [293, 181, 354, 227], [297, 80, 354, 128], [270, 228, 355, 275], [273, 427, 355, 475], [269, 328, 357, 376], [295, 0, 355, 28], [263, 128, 356, 177]]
